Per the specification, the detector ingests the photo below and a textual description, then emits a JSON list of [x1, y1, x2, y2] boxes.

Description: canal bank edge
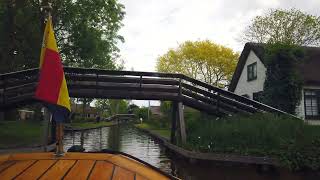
[[64, 122, 119, 131], [134, 125, 279, 166]]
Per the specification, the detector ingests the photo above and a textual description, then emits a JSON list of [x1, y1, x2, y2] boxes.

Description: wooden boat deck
[[0, 152, 171, 180]]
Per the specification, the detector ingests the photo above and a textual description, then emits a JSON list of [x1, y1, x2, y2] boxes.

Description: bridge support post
[[177, 102, 186, 144], [0, 111, 4, 121], [170, 102, 177, 144], [42, 107, 51, 151], [171, 101, 186, 145]]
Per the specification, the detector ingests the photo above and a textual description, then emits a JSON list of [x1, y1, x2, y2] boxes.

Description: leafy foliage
[[95, 99, 129, 116], [262, 43, 304, 114], [128, 104, 139, 113], [243, 9, 320, 46], [160, 101, 172, 117], [133, 107, 149, 120], [135, 123, 171, 139], [156, 40, 239, 87], [0, 0, 125, 73], [184, 113, 320, 171], [0, 1, 43, 73]]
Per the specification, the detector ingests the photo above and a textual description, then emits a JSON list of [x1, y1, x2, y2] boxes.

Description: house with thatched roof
[[229, 43, 320, 124]]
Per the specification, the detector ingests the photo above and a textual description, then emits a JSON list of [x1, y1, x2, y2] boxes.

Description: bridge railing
[[64, 67, 297, 117], [0, 67, 297, 118], [180, 75, 293, 116], [64, 67, 228, 114], [0, 69, 38, 106]]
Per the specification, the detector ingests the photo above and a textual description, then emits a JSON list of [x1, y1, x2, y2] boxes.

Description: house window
[[304, 90, 320, 119], [253, 91, 263, 102], [247, 62, 257, 81]]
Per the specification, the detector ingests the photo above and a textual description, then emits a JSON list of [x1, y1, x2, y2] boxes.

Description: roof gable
[[229, 43, 264, 92]]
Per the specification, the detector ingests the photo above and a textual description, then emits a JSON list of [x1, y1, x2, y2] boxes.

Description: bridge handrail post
[[2, 75, 6, 105], [178, 78, 182, 101], [216, 92, 220, 114], [139, 75, 142, 89], [96, 72, 98, 95]]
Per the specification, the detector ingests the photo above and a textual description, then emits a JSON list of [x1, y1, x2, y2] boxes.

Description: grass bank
[[0, 121, 43, 149], [184, 113, 320, 170], [67, 121, 115, 129], [135, 123, 170, 139], [141, 110, 320, 171]]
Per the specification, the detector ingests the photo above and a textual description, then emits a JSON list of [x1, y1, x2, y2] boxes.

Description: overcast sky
[[117, 0, 320, 106]]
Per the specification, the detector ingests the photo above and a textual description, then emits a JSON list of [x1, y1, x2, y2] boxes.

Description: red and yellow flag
[[35, 16, 71, 118]]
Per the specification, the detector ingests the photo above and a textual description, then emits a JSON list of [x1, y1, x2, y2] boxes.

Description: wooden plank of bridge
[[181, 96, 226, 116]]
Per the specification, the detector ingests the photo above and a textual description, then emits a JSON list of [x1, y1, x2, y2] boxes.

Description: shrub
[[262, 43, 304, 114], [147, 116, 170, 129], [185, 113, 320, 171], [133, 107, 149, 120], [71, 117, 95, 123]]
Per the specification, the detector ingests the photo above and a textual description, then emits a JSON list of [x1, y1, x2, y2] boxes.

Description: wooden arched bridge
[[0, 67, 293, 144]]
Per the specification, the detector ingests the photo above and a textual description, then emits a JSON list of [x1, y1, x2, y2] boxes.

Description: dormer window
[[247, 62, 257, 81]]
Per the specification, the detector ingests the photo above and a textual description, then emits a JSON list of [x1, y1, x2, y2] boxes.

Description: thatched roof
[[229, 42, 320, 92]]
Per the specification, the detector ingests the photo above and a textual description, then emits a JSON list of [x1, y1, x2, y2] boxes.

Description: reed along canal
[[63, 124, 320, 180]]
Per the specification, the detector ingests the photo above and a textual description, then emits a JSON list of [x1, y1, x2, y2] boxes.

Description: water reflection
[[64, 124, 172, 172], [108, 125, 120, 151], [64, 125, 320, 180]]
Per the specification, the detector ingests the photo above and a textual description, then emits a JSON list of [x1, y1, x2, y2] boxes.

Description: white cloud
[[118, 0, 320, 72], [117, 0, 320, 105]]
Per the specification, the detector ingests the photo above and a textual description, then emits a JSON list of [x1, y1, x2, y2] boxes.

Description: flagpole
[[56, 122, 64, 156], [42, 3, 65, 157]]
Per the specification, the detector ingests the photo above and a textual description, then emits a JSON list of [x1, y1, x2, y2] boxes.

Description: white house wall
[[234, 50, 267, 99]]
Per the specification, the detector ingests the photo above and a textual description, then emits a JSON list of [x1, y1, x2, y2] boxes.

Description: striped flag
[[35, 16, 71, 122]]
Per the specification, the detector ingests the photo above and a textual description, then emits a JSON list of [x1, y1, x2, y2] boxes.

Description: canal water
[[63, 124, 320, 180]]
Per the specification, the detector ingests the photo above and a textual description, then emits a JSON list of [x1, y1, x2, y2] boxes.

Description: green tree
[[128, 104, 139, 114], [0, 1, 42, 73], [133, 107, 148, 120], [0, 0, 125, 73], [243, 9, 320, 46], [156, 40, 239, 87], [95, 99, 128, 116], [160, 101, 171, 117]]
